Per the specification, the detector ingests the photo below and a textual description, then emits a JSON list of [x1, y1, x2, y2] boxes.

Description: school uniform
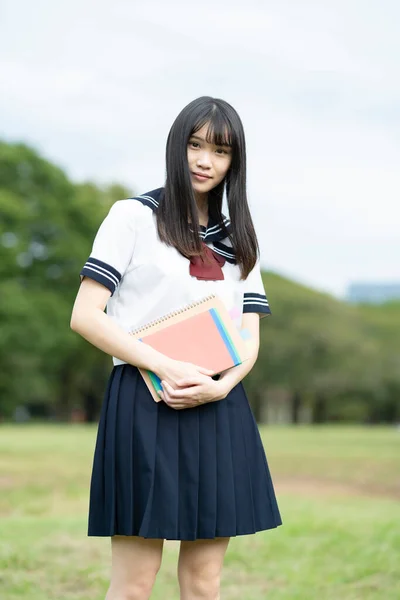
[[80, 187, 282, 540]]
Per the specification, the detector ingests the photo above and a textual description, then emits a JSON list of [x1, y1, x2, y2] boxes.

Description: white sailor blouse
[[79, 187, 271, 366]]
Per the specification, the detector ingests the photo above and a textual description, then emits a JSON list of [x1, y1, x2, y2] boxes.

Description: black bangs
[[158, 95, 259, 279], [192, 112, 234, 148]]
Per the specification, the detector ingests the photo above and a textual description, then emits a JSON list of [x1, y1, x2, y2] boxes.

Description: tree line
[[1, 140, 399, 423]]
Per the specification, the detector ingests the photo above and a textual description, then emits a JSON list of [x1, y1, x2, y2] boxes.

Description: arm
[[70, 278, 214, 383], [70, 278, 168, 374], [216, 312, 261, 397]]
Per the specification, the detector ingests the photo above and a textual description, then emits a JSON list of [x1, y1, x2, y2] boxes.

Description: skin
[[71, 120, 261, 600], [187, 122, 233, 222]]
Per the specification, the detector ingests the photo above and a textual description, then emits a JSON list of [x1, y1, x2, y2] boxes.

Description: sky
[[1, 0, 399, 299]]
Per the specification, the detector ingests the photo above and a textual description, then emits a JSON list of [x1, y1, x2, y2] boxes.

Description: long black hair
[[156, 96, 259, 279]]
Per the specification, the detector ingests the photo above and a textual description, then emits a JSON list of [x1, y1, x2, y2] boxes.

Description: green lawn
[[0, 424, 399, 599]]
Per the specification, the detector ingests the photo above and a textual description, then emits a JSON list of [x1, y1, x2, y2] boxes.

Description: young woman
[[71, 96, 282, 600]]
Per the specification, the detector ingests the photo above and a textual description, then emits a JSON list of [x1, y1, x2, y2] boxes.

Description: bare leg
[[177, 537, 230, 600], [105, 535, 164, 600]]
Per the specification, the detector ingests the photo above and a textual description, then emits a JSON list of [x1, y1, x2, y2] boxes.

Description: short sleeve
[[79, 200, 136, 296], [242, 259, 272, 318]]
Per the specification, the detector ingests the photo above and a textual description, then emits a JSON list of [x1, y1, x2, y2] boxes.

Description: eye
[[189, 141, 200, 148], [216, 148, 229, 155]]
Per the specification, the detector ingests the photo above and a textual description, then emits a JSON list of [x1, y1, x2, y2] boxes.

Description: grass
[[0, 424, 399, 599]]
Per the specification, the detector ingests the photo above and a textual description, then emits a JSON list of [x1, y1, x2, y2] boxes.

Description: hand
[[155, 358, 214, 391], [158, 376, 229, 410]]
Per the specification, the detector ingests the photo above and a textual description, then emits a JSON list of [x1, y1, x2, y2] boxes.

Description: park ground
[[0, 424, 399, 599]]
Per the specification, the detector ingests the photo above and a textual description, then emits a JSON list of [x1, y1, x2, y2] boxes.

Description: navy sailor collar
[[130, 187, 236, 264]]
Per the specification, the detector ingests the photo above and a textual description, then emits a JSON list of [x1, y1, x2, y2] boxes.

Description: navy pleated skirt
[[88, 364, 282, 540]]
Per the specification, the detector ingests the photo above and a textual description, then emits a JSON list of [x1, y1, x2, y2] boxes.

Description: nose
[[196, 149, 212, 169]]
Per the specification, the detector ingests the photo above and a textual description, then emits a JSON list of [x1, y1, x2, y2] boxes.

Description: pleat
[[238, 395, 257, 532], [87, 364, 282, 539], [177, 404, 200, 539], [87, 366, 116, 535], [114, 365, 135, 533], [226, 384, 258, 534], [242, 393, 282, 528], [103, 365, 123, 534], [129, 368, 159, 537], [197, 403, 218, 537], [215, 396, 237, 537], [142, 400, 179, 538]]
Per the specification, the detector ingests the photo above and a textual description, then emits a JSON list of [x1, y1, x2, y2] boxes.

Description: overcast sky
[[1, 0, 399, 298]]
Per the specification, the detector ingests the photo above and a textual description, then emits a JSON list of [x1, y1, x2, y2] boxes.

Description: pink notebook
[[128, 294, 249, 402]]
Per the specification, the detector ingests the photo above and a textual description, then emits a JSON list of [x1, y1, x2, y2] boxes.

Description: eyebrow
[[190, 134, 231, 147]]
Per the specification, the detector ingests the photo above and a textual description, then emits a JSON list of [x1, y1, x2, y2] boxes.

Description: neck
[[194, 190, 208, 224]]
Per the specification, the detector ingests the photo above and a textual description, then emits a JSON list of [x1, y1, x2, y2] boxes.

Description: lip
[[192, 172, 212, 180]]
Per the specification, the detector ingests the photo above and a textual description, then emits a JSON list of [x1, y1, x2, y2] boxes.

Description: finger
[[173, 402, 195, 410], [165, 380, 179, 390], [162, 383, 173, 401], [176, 377, 201, 387], [162, 380, 196, 399], [196, 366, 215, 376], [162, 383, 185, 407], [160, 382, 174, 404], [165, 397, 189, 410]]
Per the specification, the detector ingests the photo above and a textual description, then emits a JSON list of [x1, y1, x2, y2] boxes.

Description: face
[[187, 123, 233, 196]]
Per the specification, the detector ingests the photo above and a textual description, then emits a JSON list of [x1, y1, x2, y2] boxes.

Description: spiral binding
[[128, 293, 216, 336]]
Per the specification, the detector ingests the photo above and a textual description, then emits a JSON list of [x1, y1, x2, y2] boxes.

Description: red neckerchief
[[189, 242, 226, 280]]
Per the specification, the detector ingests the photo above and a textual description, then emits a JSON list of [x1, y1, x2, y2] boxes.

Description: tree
[[0, 140, 132, 419]]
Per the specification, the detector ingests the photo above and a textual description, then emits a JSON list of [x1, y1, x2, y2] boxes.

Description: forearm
[[216, 313, 261, 398], [217, 346, 259, 397], [70, 308, 166, 373]]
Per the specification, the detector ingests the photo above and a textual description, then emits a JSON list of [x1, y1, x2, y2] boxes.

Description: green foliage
[[0, 140, 131, 419], [0, 139, 399, 422], [248, 272, 400, 423]]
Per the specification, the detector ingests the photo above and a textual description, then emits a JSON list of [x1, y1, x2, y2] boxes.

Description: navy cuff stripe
[[243, 292, 271, 316], [79, 257, 122, 295], [243, 303, 272, 316], [85, 257, 121, 281]]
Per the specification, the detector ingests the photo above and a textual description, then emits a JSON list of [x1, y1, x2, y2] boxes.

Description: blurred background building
[[346, 282, 400, 303]]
